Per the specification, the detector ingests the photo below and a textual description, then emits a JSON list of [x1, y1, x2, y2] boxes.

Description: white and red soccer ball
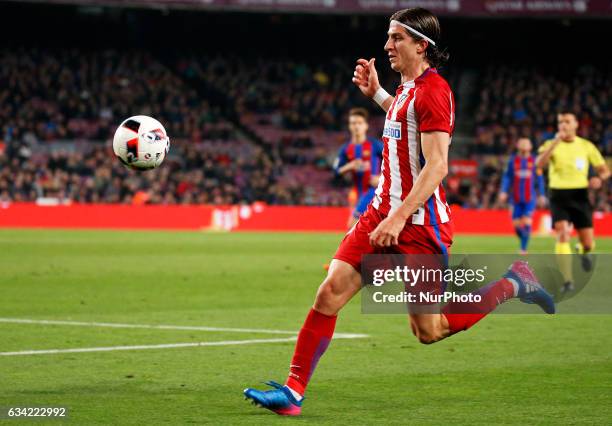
[[113, 115, 170, 170]]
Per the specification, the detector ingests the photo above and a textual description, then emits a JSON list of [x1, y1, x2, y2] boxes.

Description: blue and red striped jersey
[[334, 138, 384, 197], [501, 154, 545, 203]]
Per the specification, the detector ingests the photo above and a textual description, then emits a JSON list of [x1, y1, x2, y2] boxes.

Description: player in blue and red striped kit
[[334, 107, 384, 228], [499, 137, 546, 254]]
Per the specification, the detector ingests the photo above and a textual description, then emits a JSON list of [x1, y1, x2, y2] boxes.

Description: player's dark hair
[[557, 109, 577, 118], [390, 8, 449, 69], [349, 107, 369, 121]]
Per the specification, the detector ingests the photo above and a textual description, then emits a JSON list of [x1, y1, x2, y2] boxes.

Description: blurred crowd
[[456, 64, 611, 211], [176, 55, 386, 131], [0, 49, 306, 205], [0, 139, 312, 205], [473, 65, 611, 156], [0, 48, 233, 143], [0, 49, 609, 209]]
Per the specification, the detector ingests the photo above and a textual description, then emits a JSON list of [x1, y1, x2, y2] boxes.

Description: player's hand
[[369, 214, 405, 248], [345, 159, 360, 171], [498, 192, 508, 204], [352, 58, 380, 98], [589, 176, 602, 189], [353, 159, 365, 171]]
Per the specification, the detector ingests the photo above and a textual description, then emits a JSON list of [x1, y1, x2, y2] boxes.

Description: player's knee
[[314, 274, 346, 313], [318, 275, 341, 297], [556, 227, 570, 241]]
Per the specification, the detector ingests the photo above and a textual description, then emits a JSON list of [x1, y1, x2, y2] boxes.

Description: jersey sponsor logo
[[516, 169, 531, 178], [383, 120, 402, 140], [396, 93, 409, 109]]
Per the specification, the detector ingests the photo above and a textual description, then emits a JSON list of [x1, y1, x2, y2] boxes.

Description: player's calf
[[441, 261, 555, 336], [409, 313, 448, 345]]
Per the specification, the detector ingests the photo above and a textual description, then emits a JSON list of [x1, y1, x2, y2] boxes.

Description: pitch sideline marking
[[0, 318, 368, 356], [0, 337, 301, 356], [0, 317, 367, 338]]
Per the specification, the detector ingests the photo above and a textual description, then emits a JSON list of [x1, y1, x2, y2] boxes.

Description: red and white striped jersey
[[372, 68, 455, 225]]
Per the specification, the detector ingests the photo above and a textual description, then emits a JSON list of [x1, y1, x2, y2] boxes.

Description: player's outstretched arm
[[368, 132, 450, 247], [352, 58, 394, 112]]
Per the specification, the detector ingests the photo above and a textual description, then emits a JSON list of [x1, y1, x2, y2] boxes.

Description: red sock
[[443, 278, 515, 334], [285, 308, 337, 395]]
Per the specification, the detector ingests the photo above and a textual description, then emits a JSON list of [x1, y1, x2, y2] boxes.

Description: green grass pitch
[[1, 229, 611, 424]]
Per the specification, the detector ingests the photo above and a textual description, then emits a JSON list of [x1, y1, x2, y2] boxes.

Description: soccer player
[[499, 137, 546, 254], [334, 108, 383, 228], [536, 111, 610, 290], [244, 8, 554, 416]]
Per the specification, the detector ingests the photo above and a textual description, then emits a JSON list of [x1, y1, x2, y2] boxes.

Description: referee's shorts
[[549, 188, 593, 229]]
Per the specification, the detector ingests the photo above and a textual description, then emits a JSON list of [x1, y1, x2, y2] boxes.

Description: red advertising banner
[[0, 203, 215, 230], [10, 0, 612, 16], [449, 159, 479, 178], [1, 203, 612, 235]]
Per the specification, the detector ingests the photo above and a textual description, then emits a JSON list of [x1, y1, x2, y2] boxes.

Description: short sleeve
[[537, 140, 552, 154], [415, 84, 454, 134], [587, 142, 605, 167]]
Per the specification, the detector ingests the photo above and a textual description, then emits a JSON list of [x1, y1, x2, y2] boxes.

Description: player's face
[[385, 24, 423, 73], [348, 115, 368, 140], [557, 114, 578, 139], [517, 138, 532, 153]]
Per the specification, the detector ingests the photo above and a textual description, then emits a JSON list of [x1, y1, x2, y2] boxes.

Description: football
[[112, 115, 170, 170]]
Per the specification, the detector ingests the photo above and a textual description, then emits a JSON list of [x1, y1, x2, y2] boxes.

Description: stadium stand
[[461, 64, 611, 211], [0, 47, 609, 210], [473, 64, 611, 156]]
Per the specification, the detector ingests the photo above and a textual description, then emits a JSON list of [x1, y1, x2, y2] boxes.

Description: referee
[[536, 111, 610, 290]]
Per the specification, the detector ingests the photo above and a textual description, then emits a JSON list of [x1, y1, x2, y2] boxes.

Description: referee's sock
[[555, 242, 573, 283], [555, 242, 572, 254]]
